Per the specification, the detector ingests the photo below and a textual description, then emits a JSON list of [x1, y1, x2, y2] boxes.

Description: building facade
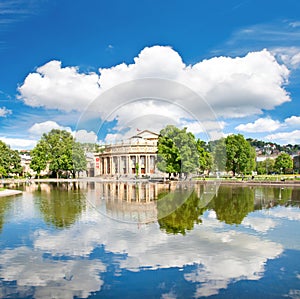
[[94, 130, 159, 177]]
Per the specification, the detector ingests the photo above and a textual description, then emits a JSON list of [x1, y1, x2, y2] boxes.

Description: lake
[[0, 181, 299, 299]]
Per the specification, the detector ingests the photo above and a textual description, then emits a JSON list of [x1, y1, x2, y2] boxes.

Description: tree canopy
[[30, 129, 87, 178], [157, 125, 199, 177], [274, 152, 293, 174], [225, 134, 256, 175], [0, 140, 22, 177]]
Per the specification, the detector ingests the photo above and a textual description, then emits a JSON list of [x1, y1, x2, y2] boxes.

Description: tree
[[30, 140, 48, 179], [31, 129, 87, 178], [71, 142, 87, 178], [157, 125, 199, 178], [210, 138, 227, 173], [274, 152, 293, 174], [208, 185, 254, 225], [158, 189, 207, 235], [225, 134, 255, 176], [197, 139, 213, 173], [0, 140, 22, 177], [256, 158, 275, 175]]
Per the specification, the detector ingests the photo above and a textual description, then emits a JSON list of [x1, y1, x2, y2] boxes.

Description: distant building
[[94, 130, 159, 177], [293, 155, 300, 173]]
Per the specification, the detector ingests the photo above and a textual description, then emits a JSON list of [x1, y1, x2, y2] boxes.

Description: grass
[[194, 174, 300, 182]]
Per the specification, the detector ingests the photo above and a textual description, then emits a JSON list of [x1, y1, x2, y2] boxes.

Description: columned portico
[[94, 130, 159, 177]]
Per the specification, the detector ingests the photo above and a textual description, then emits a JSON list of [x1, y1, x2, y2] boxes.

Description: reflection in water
[[158, 188, 206, 235], [35, 183, 86, 229], [0, 182, 299, 298], [0, 196, 13, 232], [209, 186, 255, 225]]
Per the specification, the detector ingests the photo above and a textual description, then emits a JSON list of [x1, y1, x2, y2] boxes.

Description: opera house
[[94, 130, 159, 177]]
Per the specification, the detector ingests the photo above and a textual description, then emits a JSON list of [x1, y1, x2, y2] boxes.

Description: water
[[0, 181, 299, 299]]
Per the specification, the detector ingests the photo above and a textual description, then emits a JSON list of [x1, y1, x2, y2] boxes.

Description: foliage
[[274, 152, 293, 174], [30, 129, 87, 178], [208, 186, 254, 225], [72, 142, 87, 177], [225, 134, 255, 175], [157, 125, 199, 177], [211, 138, 227, 172], [0, 140, 22, 177], [158, 188, 206, 235], [197, 139, 213, 173], [30, 140, 48, 178], [256, 158, 275, 175], [36, 184, 85, 229], [0, 196, 13, 232]]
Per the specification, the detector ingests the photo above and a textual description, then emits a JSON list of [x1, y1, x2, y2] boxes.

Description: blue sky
[[0, 0, 300, 149]]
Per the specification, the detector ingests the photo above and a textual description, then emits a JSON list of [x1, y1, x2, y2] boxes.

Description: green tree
[[31, 129, 87, 178], [197, 139, 213, 173], [274, 152, 293, 174], [0, 140, 22, 177], [36, 185, 85, 229], [208, 186, 254, 225], [30, 140, 48, 178], [72, 142, 87, 178], [211, 138, 227, 173], [256, 158, 275, 175], [225, 134, 255, 176], [158, 188, 207, 235], [157, 125, 199, 178]]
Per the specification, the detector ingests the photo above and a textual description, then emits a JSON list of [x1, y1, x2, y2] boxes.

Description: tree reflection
[[0, 196, 13, 232], [158, 188, 207, 235], [209, 186, 254, 225], [35, 184, 86, 229]]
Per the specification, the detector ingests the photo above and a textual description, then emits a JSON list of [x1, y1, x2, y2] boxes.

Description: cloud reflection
[[33, 207, 283, 297], [0, 246, 106, 299]]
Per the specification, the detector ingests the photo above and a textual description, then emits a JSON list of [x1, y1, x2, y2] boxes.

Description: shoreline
[[0, 189, 23, 197], [1, 177, 300, 187]]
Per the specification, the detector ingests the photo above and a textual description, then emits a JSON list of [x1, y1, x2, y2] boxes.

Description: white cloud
[[74, 130, 98, 143], [0, 136, 37, 150], [264, 207, 300, 221], [242, 217, 277, 233], [32, 199, 282, 297], [272, 47, 300, 69], [29, 120, 72, 136], [284, 115, 300, 126], [265, 130, 300, 144], [0, 246, 106, 299], [0, 106, 12, 117], [235, 117, 281, 133], [29, 121, 98, 144], [18, 60, 101, 111], [18, 47, 291, 139]]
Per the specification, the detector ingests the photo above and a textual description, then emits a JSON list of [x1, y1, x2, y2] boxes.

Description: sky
[[0, 0, 300, 149]]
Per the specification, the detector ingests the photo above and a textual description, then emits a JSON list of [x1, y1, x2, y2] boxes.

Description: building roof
[[135, 130, 159, 140]]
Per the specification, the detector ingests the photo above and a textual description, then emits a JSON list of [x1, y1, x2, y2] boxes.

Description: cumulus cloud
[[18, 46, 291, 138], [235, 117, 282, 132], [29, 120, 72, 136], [0, 136, 37, 149], [28, 121, 98, 144], [0, 106, 12, 117], [242, 216, 277, 233], [74, 129, 98, 143], [265, 130, 300, 144], [18, 60, 101, 111], [31, 196, 282, 297], [0, 246, 106, 299], [284, 115, 300, 126]]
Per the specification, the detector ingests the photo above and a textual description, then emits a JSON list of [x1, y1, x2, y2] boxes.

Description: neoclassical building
[[94, 130, 159, 176]]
